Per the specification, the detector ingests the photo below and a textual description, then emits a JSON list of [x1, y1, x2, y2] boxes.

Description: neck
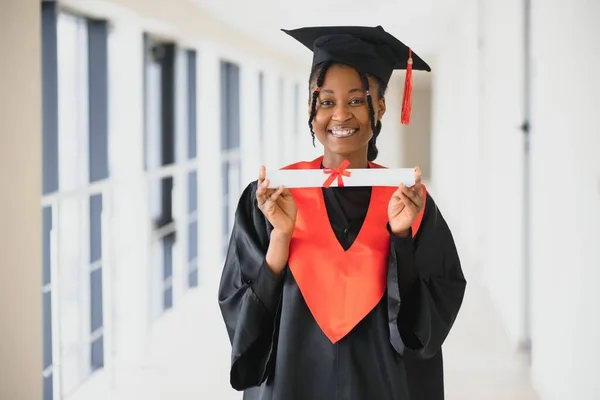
[[322, 151, 368, 169]]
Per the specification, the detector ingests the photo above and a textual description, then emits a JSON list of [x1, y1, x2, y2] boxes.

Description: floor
[[67, 267, 540, 400]]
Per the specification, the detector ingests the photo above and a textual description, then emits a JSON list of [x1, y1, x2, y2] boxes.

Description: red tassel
[[401, 48, 413, 125]]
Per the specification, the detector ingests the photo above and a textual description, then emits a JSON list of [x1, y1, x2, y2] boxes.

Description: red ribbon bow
[[323, 159, 351, 188]]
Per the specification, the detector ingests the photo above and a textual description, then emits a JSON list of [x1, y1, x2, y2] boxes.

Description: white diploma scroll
[[265, 168, 416, 188]]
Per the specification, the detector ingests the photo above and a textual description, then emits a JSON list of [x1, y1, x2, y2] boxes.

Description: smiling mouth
[[328, 128, 358, 138]]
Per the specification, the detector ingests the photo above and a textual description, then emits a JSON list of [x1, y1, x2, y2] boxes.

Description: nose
[[332, 103, 352, 122]]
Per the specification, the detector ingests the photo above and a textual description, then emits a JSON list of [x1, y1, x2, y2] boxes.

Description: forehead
[[321, 64, 363, 89]]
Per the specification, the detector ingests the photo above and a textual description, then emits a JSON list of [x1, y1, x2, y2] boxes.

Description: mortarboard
[[282, 25, 431, 125]]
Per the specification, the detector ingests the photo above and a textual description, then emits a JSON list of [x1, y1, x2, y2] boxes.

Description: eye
[[349, 98, 365, 105], [319, 99, 334, 107]]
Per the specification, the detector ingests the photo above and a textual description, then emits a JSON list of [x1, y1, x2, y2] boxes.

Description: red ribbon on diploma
[[323, 159, 351, 188]]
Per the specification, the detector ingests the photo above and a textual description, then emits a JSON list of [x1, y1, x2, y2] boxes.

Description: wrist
[[266, 229, 292, 275], [389, 224, 411, 238], [271, 228, 293, 242]]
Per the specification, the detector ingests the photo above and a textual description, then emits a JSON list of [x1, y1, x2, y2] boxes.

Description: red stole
[[283, 157, 425, 343]]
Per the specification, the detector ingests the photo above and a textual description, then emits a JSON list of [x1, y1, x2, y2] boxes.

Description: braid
[[308, 61, 331, 146], [358, 72, 381, 161]]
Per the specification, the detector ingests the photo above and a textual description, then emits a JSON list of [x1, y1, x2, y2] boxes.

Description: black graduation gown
[[218, 182, 466, 400]]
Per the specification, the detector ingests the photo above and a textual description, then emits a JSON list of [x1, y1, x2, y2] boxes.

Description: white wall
[[432, 0, 600, 398], [429, 0, 481, 279], [0, 1, 42, 399], [477, 0, 528, 346], [529, 1, 600, 399]]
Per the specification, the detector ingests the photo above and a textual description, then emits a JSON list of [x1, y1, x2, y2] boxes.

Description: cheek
[[354, 107, 372, 126], [312, 108, 331, 132]]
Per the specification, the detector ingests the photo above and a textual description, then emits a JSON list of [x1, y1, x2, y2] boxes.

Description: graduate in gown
[[218, 25, 467, 400]]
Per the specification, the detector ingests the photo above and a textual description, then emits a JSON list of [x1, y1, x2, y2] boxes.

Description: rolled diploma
[[265, 168, 415, 188]]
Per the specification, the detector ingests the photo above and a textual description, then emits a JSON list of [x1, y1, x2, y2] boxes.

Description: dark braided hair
[[308, 62, 387, 161]]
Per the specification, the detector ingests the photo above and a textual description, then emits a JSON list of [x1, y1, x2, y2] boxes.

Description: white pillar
[[240, 62, 261, 186], [106, 15, 151, 382], [0, 1, 42, 399], [529, 1, 600, 398], [197, 45, 224, 280]]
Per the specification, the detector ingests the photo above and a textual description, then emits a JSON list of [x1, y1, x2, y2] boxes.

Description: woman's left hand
[[388, 166, 425, 237]]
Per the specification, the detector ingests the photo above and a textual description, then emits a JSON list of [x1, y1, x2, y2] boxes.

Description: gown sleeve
[[386, 192, 467, 360], [218, 181, 284, 390]]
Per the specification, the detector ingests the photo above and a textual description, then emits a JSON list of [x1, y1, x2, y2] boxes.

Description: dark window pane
[[91, 336, 104, 371], [188, 220, 197, 261], [220, 62, 229, 151], [163, 234, 174, 280], [188, 268, 198, 288], [43, 206, 53, 286], [222, 161, 229, 238], [42, 1, 59, 195], [88, 20, 109, 182], [228, 64, 240, 149], [43, 291, 53, 369], [43, 373, 53, 400], [90, 268, 103, 332], [163, 286, 173, 310], [89, 194, 102, 263], [187, 50, 197, 160], [187, 171, 197, 214]]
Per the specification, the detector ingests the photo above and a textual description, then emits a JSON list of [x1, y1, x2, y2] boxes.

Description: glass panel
[[91, 336, 104, 371], [43, 291, 53, 369], [43, 207, 52, 286], [43, 373, 54, 400], [187, 171, 197, 214], [187, 50, 197, 160], [188, 220, 197, 262], [90, 268, 103, 333], [188, 262, 198, 288], [163, 286, 173, 310], [89, 194, 102, 263]]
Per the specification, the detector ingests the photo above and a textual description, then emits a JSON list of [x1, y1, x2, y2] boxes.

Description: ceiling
[[190, 0, 455, 67]]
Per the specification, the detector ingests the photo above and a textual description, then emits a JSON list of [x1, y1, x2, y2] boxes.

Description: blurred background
[[1, 0, 599, 399]]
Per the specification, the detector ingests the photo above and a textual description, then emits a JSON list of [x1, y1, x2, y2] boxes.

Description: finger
[[256, 179, 270, 205], [258, 165, 266, 182], [399, 190, 420, 210], [269, 185, 285, 202], [413, 166, 422, 190], [400, 183, 419, 203]]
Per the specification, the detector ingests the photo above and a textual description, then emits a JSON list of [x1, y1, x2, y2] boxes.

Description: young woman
[[218, 25, 466, 400]]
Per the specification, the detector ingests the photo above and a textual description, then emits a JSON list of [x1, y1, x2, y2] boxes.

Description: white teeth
[[330, 128, 356, 137]]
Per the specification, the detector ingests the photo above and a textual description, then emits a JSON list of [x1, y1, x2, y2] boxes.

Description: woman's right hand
[[256, 165, 297, 237]]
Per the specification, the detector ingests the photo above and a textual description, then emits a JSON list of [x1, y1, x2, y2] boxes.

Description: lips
[[328, 127, 358, 138]]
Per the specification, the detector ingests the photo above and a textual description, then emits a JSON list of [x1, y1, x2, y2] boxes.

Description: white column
[[476, 0, 526, 345], [197, 45, 224, 281], [240, 62, 261, 185], [529, 1, 600, 398], [173, 48, 189, 303], [106, 15, 151, 382], [262, 69, 282, 168], [0, 1, 42, 399]]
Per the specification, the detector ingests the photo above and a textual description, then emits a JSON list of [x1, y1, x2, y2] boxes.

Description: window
[[41, 4, 59, 398], [186, 50, 199, 288], [41, 5, 110, 398], [221, 61, 241, 255], [144, 35, 177, 316]]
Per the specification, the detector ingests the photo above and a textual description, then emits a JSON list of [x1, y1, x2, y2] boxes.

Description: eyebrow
[[320, 88, 365, 94]]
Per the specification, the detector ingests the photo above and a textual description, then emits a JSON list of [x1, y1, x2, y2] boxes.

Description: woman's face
[[310, 64, 386, 161]]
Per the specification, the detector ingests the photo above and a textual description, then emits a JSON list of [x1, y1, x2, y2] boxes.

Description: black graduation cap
[[282, 25, 430, 124]]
